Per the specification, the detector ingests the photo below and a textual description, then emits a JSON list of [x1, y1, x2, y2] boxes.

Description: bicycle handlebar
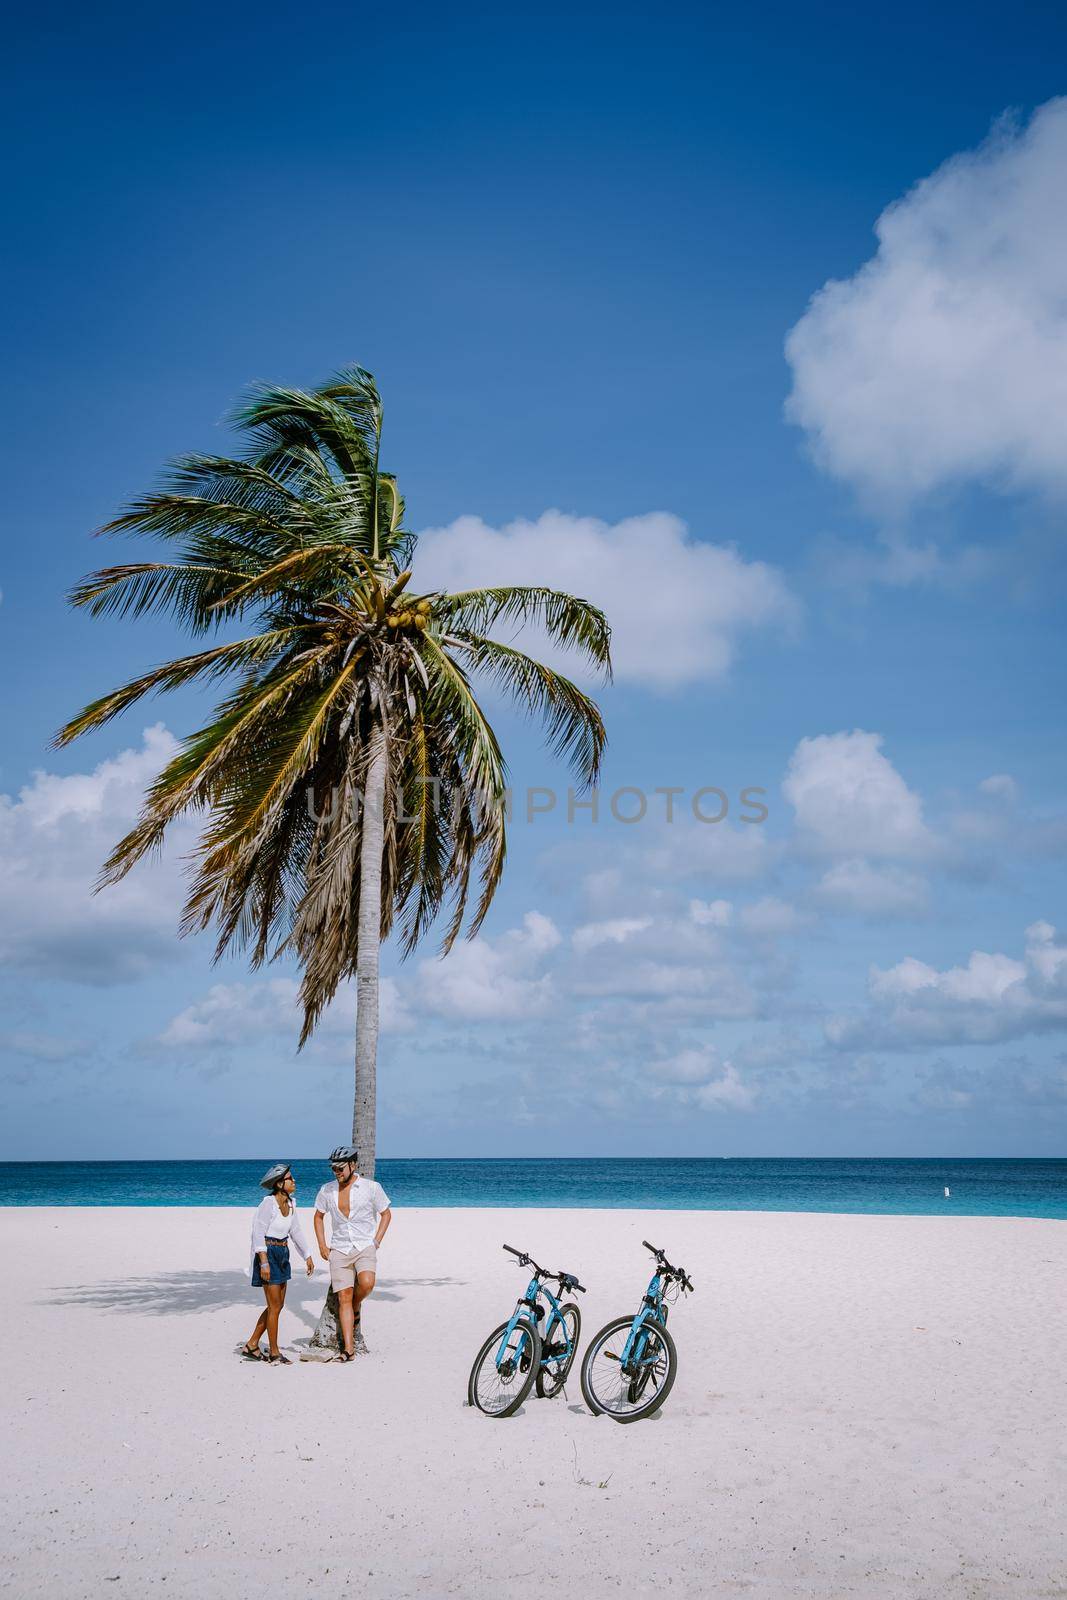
[[642, 1239, 695, 1292], [503, 1245, 586, 1292]]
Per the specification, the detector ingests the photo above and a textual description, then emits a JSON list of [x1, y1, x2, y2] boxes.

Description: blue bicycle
[[468, 1244, 586, 1417], [580, 1240, 694, 1422]]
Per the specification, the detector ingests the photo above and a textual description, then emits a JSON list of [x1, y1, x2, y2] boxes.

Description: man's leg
[[337, 1286, 356, 1355], [353, 1270, 375, 1351]]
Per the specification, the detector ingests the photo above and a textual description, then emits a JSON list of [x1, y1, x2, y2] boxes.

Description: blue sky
[[3, 1, 1066, 1158]]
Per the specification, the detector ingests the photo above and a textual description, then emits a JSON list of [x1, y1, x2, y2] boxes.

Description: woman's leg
[[264, 1282, 285, 1357], [245, 1290, 270, 1352]]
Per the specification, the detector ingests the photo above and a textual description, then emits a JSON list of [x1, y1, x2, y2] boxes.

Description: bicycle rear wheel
[[468, 1317, 541, 1417], [536, 1302, 581, 1398], [580, 1314, 677, 1423]]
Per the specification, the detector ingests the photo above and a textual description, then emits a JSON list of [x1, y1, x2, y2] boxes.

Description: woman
[[242, 1162, 315, 1364]]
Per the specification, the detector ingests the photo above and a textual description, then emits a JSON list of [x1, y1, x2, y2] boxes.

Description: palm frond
[[437, 585, 612, 675], [451, 634, 606, 788], [54, 628, 307, 747]]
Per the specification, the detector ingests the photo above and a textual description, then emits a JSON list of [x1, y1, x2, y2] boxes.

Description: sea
[[1, 1157, 1065, 1217]]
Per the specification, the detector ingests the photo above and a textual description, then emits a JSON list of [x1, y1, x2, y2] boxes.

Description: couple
[[243, 1146, 393, 1364]]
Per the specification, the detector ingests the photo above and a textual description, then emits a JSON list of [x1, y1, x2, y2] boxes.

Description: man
[[314, 1145, 392, 1360]]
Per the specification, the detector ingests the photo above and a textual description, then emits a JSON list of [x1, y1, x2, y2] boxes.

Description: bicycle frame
[[496, 1274, 577, 1370], [619, 1269, 668, 1371]]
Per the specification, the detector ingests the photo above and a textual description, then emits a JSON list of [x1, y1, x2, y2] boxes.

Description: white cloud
[[814, 859, 929, 918], [689, 898, 733, 927], [158, 975, 411, 1051], [738, 897, 805, 937], [0, 1030, 90, 1063], [571, 917, 651, 954], [0, 726, 192, 984], [640, 820, 777, 884], [648, 1046, 756, 1110], [786, 99, 1067, 506], [648, 1047, 722, 1085], [565, 905, 777, 1021], [414, 910, 561, 1021], [784, 731, 934, 861], [978, 774, 1019, 804], [914, 1059, 977, 1111], [693, 1063, 755, 1110], [413, 510, 797, 688], [826, 921, 1067, 1050]]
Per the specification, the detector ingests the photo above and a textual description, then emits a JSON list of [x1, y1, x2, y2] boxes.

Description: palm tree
[[57, 367, 612, 1180]]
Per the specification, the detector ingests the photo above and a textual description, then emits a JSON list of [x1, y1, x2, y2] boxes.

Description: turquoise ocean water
[[1, 1158, 1065, 1217]]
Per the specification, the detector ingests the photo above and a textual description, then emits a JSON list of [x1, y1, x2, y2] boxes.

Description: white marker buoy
[[944, 1186, 951, 1198]]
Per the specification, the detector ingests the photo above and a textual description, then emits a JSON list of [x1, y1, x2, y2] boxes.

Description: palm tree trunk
[[307, 722, 386, 1356], [352, 721, 386, 1179]]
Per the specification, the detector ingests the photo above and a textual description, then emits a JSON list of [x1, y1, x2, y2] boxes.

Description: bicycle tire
[[535, 1301, 581, 1398], [580, 1313, 678, 1423], [468, 1316, 541, 1418]]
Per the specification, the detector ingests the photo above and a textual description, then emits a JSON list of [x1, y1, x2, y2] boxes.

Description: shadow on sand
[[45, 1272, 465, 1334]]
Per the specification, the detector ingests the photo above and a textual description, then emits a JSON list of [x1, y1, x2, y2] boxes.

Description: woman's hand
[[259, 1258, 271, 1283], [305, 1256, 315, 1276]]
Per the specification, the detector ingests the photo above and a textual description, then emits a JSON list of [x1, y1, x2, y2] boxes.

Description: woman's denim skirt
[[251, 1238, 291, 1287]]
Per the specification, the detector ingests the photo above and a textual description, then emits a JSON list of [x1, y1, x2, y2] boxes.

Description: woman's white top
[[250, 1195, 312, 1265]]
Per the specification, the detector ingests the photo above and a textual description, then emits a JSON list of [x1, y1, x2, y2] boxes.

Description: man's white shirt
[[314, 1177, 391, 1252]]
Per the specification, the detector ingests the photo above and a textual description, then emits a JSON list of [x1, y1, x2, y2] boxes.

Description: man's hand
[[305, 1256, 315, 1276], [319, 1246, 330, 1263]]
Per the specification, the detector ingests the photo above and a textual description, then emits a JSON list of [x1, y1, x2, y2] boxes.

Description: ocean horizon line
[[3, 1155, 1064, 1218], [2, 1153, 1060, 1165]]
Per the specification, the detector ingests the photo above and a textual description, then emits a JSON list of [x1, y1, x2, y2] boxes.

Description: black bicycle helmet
[[328, 1145, 358, 1165]]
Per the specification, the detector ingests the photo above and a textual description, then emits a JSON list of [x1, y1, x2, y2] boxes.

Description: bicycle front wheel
[[580, 1314, 677, 1423], [468, 1317, 541, 1418], [536, 1301, 581, 1398]]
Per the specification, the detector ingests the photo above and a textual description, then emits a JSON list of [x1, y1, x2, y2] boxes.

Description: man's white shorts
[[329, 1244, 377, 1290]]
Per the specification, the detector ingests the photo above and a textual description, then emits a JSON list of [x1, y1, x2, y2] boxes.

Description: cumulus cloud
[[0, 726, 192, 984], [813, 859, 929, 918], [639, 820, 778, 885], [571, 918, 651, 955], [157, 975, 411, 1051], [784, 731, 934, 861], [913, 1059, 978, 1111], [688, 898, 733, 927], [414, 910, 561, 1021], [786, 99, 1067, 506], [826, 921, 1067, 1050], [978, 774, 1019, 804], [413, 510, 796, 688], [737, 897, 806, 937], [0, 1030, 90, 1063], [567, 906, 760, 1019], [649, 1046, 756, 1109]]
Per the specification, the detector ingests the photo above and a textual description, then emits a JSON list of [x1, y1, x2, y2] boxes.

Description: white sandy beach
[[2, 1206, 1064, 1600]]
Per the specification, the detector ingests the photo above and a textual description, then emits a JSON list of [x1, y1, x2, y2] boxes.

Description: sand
[[1, 1205, 1064, 1600]]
